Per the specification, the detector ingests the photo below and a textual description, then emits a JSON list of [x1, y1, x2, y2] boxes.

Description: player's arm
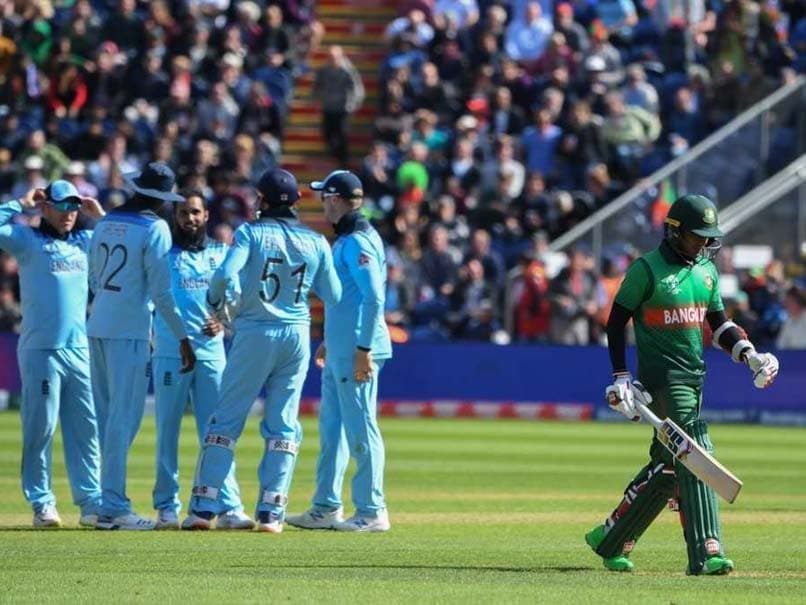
[[604, 259, 652, 420], [0, 189, 42, 259], [311, 236, 342, 306], [707, 309, 779, 389], [145, 221, 195, 372], [344, 235, 384, 382], [207, 224, 250, 311]]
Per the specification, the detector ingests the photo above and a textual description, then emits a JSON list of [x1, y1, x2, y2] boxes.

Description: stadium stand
[[0, 0, 804, 347]]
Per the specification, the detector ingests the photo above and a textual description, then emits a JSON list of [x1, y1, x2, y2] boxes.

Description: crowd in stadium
[[0, 0, 805, 347]]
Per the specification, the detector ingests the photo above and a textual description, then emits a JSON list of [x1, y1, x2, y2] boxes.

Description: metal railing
[[549, 76, 806, 261], [719, 155, 806, 257]]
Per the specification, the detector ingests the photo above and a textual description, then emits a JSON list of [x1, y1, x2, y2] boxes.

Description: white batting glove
[[605, 372, 640, 421], [631, 380, 653, 408], [745, 351, 779, 389]]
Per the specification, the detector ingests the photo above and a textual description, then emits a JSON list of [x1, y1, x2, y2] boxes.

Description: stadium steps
[[280, 0, 397, 228]]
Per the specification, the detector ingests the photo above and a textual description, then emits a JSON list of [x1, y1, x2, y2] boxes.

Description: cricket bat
[[636, 402, 743, 503]]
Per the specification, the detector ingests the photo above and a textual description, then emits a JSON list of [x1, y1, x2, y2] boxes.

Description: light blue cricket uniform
[[0, 200, 102, 516], [313, 211, 392, 518], [87, 205, 188, 518], [152, 236, 244, 516], [190, 207, 341, 521]]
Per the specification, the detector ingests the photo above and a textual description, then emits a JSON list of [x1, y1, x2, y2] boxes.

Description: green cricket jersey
[[615, 241, 724, 387]]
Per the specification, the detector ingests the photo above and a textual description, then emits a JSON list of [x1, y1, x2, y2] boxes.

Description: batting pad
[[596, 461, 676, 558], [677, 420, 725, 574]]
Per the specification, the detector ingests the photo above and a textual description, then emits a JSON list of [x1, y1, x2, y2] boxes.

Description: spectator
[[505, 1, 554, 64], [313, 45, 364, 165], [465, 228, 506, 288], [602, 91, 661, 177], [548, 247, 599, 344], [559, 99, 609, 188], [554, 2, 590, 57], [777, 286, 806, 349], [520, 107, 563, 179], [621, 64, 659, 115], [20, 129, 70, 182], [10, 156, 47, 203], [516, 256, 551, 341], [63, 161, 97, 198], [0, 281, 21, 333]]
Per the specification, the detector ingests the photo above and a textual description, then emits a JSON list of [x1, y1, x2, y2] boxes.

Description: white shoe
[[155, 510, 179, 530], [181, 512, 213, 530], [96, 512, 156, 531], [33, 504, 62, 528], [285, 507, 343, 530], [216, 510, 255, 530], [256, 511, 283, 533], [333, 510, 390, 533], [79, 514, 99, 528]]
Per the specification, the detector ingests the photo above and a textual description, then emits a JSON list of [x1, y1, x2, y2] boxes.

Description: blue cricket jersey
[[207, 207, 341, 330], [0, 200, 91, 351], [87, 205, 187, 341], [154, 237, 235, 360], [324, 211, 392, 360]]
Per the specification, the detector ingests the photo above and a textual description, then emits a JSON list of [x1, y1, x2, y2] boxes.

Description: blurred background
[[0, 0, 804, 423]]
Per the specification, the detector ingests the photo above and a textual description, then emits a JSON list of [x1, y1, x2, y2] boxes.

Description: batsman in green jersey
[[585, 195, 780, 575]]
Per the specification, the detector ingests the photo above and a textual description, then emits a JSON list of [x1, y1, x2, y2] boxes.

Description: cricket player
[[1, 182, 104, 528], [151, 190, 252, 530], [586, 194, 779, 575], [88, 162, 196, 531], [184, 168, 341, 533], [286, 170, 393, 533]]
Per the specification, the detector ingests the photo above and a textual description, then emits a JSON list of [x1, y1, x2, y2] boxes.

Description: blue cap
[[310, 170, 363, 199], [46, 180, 81, 211], [256, 168, 301, 206]]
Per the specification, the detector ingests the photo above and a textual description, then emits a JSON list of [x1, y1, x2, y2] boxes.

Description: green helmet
[[664, 194, 723, 238]]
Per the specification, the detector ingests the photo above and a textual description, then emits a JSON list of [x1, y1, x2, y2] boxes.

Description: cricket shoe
[[155, 510, 180, 530], [256, 511, 283, 533], [333, 510, 391, 533], [181, 510, 214, 530], [217, 510, 255, 530], [691, 556, 735, 576], [79, 513, 99, 528], [33, 504, 62, 528], [585, 524, 634, 572], [286, 507, 344, 530], [96, 512, 156, 530]]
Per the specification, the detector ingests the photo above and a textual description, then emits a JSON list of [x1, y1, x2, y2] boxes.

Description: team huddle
[[7, 162, 391, 534], [5, 165, 780, 573]]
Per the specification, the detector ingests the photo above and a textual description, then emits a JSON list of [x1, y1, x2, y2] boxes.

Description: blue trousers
[[152, 356, 243, 515], [19, 347, 102, 515], [191, 325, 309, 519], [312, 356, 386, 517], [89, 338, 150, 518]]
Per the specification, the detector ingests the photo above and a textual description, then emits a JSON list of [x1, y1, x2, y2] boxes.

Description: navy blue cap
[[124, 162, 185, 203], [310, 170, 364, 199], [46, 180, 81, 211], [257, 168, 301, 206]]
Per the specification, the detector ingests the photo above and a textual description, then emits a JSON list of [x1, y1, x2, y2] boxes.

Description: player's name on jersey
[[178, 276, 210, 290]]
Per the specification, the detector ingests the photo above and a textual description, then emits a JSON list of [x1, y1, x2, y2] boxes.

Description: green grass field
[[0, 412, 805, 604]]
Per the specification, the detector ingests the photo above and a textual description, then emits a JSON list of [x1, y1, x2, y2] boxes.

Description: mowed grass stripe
[[1, 413, 805, 603]]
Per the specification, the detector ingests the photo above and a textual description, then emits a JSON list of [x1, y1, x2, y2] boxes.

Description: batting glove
[[605, 372, 640, 421], [745, 351, 779, 389]]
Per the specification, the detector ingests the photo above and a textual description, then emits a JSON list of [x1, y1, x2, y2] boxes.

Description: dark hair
[[178, 188, 207, 205]]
